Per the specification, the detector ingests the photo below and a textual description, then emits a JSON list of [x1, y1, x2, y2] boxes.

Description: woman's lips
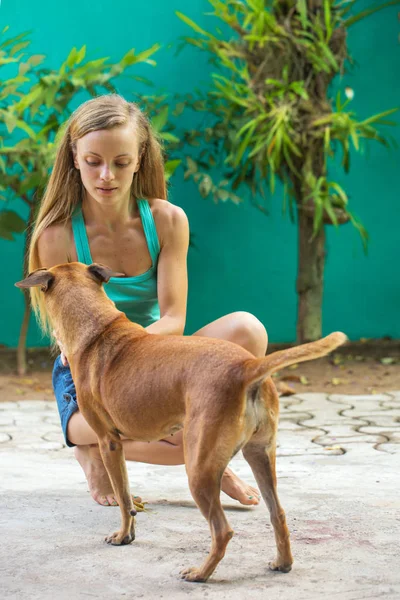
[[97, 187, 118, 194]]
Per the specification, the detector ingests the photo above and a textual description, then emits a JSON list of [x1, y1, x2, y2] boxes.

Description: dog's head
[[15, 262, 125, 293]]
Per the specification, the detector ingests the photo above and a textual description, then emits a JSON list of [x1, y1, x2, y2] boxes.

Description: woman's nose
[[100, 165, 115, 181]]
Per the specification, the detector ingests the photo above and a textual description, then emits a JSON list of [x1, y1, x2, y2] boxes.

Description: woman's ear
[[72, 148, 80, 170], [134, 143, 146, 173], [134, 154, 142, 173]]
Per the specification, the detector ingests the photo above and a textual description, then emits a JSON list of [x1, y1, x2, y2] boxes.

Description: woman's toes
[[93, 493, 110, 506]]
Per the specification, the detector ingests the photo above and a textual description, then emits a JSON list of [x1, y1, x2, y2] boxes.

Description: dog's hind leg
[[242, 384, 293, 573], [180, 419, 237, 583], [242, 440, 292, 573]]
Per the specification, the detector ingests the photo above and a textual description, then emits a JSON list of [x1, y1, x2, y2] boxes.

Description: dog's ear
[[15, 268, 54, 292], [88, 263, 125, 284]]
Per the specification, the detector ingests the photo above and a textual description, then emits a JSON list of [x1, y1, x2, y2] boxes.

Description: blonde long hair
[[28, 94, 166, 335]]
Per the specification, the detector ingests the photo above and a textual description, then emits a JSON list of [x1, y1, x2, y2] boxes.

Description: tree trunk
[[296, 210, 326, 343], [16, 200, 35, 376], [17, 290, 31, 376]]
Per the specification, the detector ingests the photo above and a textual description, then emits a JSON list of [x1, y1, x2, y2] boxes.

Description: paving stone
[[14, 400, 51, 409], [312, 418, 366, 427], [14, 441, 65, 451], [43, 415, 62, 426], [0, 416, 15, 426], [0, 402, 18, 410], [42, 431, 65, 444], [280, 411, 313, 422], [1, 394, 399, 598], [330, 393, 391, 403], [376, 442, 400, 454], [381, 400, 400, 410], [359, 426, 400, 436], [278, 420, 305, 431], [315, 434, 386, 445]]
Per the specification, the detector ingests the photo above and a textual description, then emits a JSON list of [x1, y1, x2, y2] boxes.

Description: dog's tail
[[243, 332, 347, 387]]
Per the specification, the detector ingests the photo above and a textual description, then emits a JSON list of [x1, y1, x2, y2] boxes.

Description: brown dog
[[16, 262, 347, 582]]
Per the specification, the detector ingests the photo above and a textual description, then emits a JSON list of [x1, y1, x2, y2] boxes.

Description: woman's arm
[[37, 223, 77, 364], [146, 201, 189, 336]]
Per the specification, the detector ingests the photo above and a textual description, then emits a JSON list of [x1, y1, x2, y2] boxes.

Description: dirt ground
[[0, 338, 399, 402]]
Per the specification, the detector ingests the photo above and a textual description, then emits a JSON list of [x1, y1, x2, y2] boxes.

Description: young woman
[[28, 94, 268, 507]]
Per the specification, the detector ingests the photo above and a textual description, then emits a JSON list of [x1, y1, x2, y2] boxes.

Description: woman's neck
[[81, 192, 138, 230]]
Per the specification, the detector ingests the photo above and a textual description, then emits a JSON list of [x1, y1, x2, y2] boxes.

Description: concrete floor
[[1, 392, 400, 599]]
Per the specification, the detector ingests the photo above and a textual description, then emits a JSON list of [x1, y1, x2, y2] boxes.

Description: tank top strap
[[137, 199, 160, 266], [71, 207, 92, 265]]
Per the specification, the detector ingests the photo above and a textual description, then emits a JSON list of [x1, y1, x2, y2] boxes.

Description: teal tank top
[[71, 199, 160, 328]]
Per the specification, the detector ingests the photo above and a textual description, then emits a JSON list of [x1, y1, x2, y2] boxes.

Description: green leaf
[[66, 47, 78, 68], [28, 54, 46, 66], [324, 126, 331, 153], [161, 132, 180, 143], [199, 174, 213, 197], [323, 200, 339, 227], [217, 188, 230, 202], [0, 31, 30, 50], [18, 62, 30, 76], [173, 102, 186, 117], [186, 156, 198, 173], [151, 106, 169, 132], [75, 45, 86, 65], [4, 111, 17, 133], [15, 85, 42, 111], [323, 0, 332, 40], [313, 201, 324, 235], [360, 108, 399, 126], [15, 119, 36, 139], [329, 182, 348, 205], [176, 11, 215, 38], [347, 210, 369, 253], [9, 40, 30, 56], [296, 0, 309, 28], [233, 121, 257, 166], [133, 44, 161, 65], [344, 0, 400, 28], [164, 159, 181, 180], [350, 129, 359, 150], [19, 172, 42, 195], [0, 210, 26, 236]]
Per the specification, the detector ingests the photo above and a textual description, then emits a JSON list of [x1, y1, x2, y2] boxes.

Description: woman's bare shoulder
[[149, 199, 189, 244], [37, 221, 77, 267]]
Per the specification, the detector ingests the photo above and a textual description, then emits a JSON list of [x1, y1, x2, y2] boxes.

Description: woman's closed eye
[[86, 160, 131, 168]]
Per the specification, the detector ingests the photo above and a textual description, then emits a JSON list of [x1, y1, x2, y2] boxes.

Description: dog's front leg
[[98, 435, 136, 546]]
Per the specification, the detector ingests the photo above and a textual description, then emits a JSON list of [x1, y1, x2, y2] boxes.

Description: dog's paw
[[105, 530, 135, 546], [268, 560, 292, 573], [180, 567, 208, 583]]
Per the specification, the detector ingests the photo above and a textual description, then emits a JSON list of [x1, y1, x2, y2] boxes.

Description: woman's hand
[[53, 330, 68, 366]]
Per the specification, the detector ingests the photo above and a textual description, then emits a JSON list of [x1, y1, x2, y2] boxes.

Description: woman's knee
[[67, 411, 98, 446], [230, 311, 268, 357]]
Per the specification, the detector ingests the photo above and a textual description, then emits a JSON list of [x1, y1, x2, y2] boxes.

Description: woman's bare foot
[[75, 446, 259, 508], [221, 467, 260, 506], [74, 445, 143, 508]]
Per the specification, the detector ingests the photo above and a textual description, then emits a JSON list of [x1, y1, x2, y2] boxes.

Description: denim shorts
[[52, 355, 79, 447]]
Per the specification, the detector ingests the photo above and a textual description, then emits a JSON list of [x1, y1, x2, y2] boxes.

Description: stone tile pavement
[[1, 393, 400, 599]]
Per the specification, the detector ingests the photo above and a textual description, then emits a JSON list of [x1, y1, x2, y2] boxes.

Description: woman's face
[[73, 122, 140, 207]]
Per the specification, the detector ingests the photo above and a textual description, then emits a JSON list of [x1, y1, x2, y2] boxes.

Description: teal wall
[[0, 0, 399, 347]]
